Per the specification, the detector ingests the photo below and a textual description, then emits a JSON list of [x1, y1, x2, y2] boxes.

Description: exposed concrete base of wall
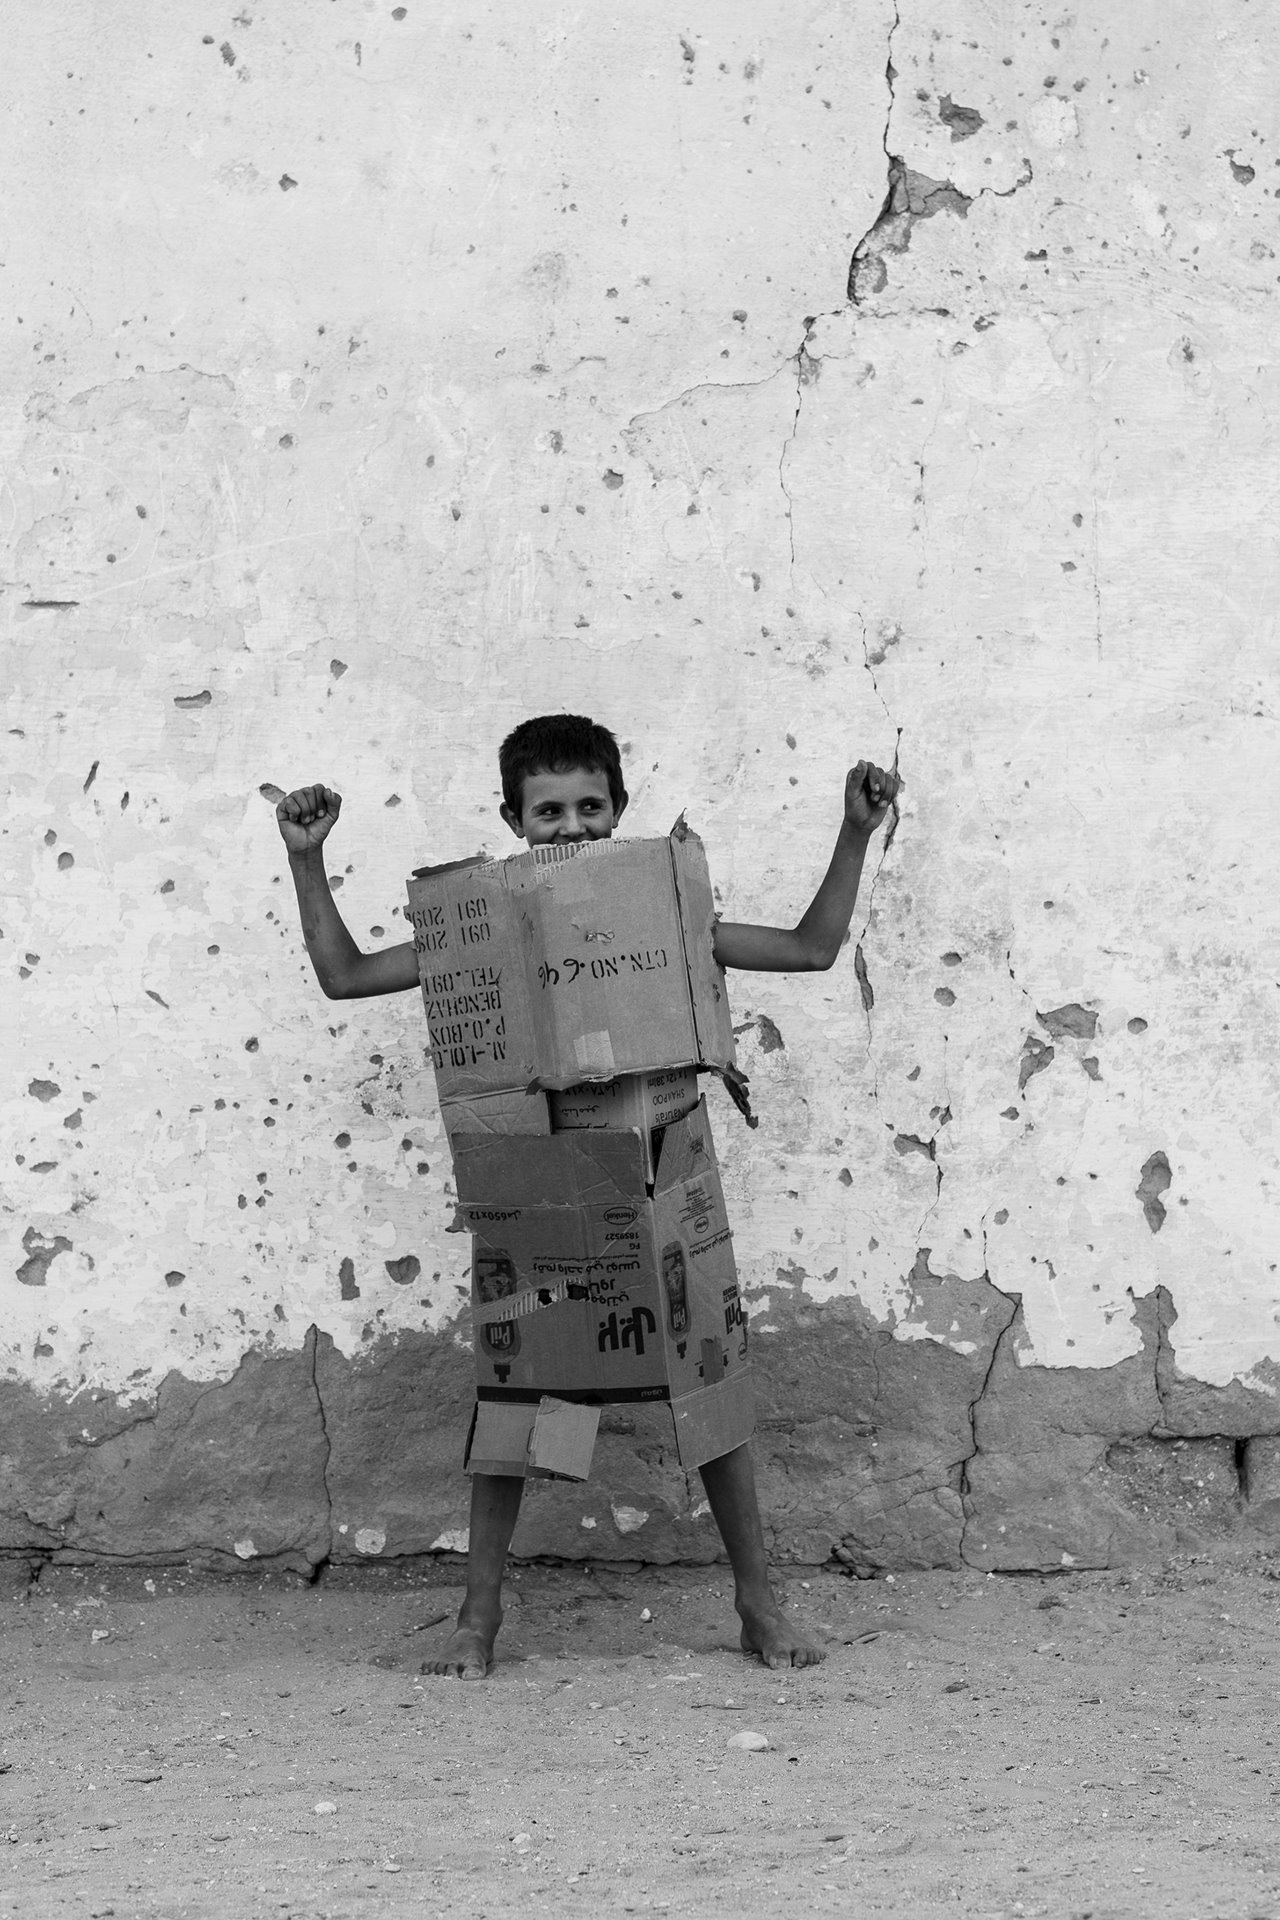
[[4, 1289, 1278, 1577]]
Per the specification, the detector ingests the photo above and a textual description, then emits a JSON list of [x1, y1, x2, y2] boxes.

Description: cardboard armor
[[406, 824, 754, 1478]]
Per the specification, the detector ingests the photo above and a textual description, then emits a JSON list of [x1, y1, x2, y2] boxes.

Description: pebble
[[314, 1801, 337, 1815], [512, 1832, 533, 1852], [727, 1730, 771, 1752], [640, 1608, 652, 1622]]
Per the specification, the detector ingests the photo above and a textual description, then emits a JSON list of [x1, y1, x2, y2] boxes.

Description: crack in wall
[[848, 153, 1035, 305], [952, 1279, 1279, 1572], [624, 365, 796, 439], [846, 6, 1032, 308], [777, 319, 819, 581], [305, 1323, 334, 1570], [955, 1234, 1022, 1566]]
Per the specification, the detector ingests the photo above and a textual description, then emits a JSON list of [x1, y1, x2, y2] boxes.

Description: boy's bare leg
[[423, 1472, 523, 1680], [698, 1442, 825, 1669]]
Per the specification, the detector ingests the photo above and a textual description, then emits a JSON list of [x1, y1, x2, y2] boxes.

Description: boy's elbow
[[317, 970, 355, 1000], [795, 933, 839, 972]]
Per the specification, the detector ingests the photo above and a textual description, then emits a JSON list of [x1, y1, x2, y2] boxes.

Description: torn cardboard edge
[[715, 1062, 757, 1129]]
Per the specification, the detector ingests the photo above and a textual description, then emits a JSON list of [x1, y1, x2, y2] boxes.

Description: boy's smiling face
[[501, 765, 626, 845]]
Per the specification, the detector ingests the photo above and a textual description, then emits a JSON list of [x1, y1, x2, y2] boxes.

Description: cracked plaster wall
[[4, 2, 1278, 1574]]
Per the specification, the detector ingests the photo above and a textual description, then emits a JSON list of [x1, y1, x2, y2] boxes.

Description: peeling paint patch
[[853, 943, 874, 1011], [1136, 1153, 1172, 1233], [1018, 1033, 1055, 1091], [754, 1014, 785, 1053], [849, 160, 972, 303], [17, 1228, 72, 1287], [1037, 1004, 1098, 1041], [937, 95, 985, 141]]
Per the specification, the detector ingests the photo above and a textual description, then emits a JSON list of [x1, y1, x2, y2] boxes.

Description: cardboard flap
[[406, 861, 540, 1098], [520, 837, 702, 1085], [529, 1397, 600, 1479], [411, 850, 493, 880], [669, 1372, 755, 1470], [463, 1396, 599, 1480], [453, 1126, 649, 1210], [463, 1399, 536, 1477], [440, 1088, 551, 1140], [668, 827, 736, 1074], [652, 1097, 716, 1190]]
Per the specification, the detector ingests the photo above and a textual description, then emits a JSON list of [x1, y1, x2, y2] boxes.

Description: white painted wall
[[5, 1, 1277, 1410]]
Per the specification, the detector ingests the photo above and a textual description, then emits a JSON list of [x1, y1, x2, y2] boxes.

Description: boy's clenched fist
[[276, 784, 343, 856]]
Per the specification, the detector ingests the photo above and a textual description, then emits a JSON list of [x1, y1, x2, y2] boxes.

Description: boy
[[277, 715, 899, 1677]]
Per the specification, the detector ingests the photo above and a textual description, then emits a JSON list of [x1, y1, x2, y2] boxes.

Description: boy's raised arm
[[712, 759, 900, 974], [277, 784, 420, 999]]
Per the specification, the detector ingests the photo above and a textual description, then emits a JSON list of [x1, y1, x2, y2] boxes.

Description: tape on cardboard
[[573, 1029, 616, 1076], [528, 840, 608, 902], [473, 1277, 575, 1325]]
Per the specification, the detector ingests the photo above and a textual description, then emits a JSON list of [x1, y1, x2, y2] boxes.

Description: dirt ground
[[3, 1547, 1280, 1920]]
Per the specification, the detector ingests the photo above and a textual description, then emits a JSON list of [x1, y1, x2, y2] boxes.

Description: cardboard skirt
[[453, 1100, 754, 1480]]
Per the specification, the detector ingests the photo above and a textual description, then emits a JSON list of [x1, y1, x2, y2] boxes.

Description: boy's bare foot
[[422, 1621, 496, 1681], [739, 1600, 826, 1670]]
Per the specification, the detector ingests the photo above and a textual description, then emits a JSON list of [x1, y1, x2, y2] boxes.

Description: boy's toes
[[740, 1607, 827, 1670], [421, 1626, 494, 1681]]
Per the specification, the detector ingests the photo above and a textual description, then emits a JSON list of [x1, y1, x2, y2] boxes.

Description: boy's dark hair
[[499, 714, 626, 817]]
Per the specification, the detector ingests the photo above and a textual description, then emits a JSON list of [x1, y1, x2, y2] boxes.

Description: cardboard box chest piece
[[405, 825, 736, 1122]]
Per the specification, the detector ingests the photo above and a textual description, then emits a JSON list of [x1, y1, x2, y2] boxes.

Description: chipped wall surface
[[4, 2, 1279, 1572]]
